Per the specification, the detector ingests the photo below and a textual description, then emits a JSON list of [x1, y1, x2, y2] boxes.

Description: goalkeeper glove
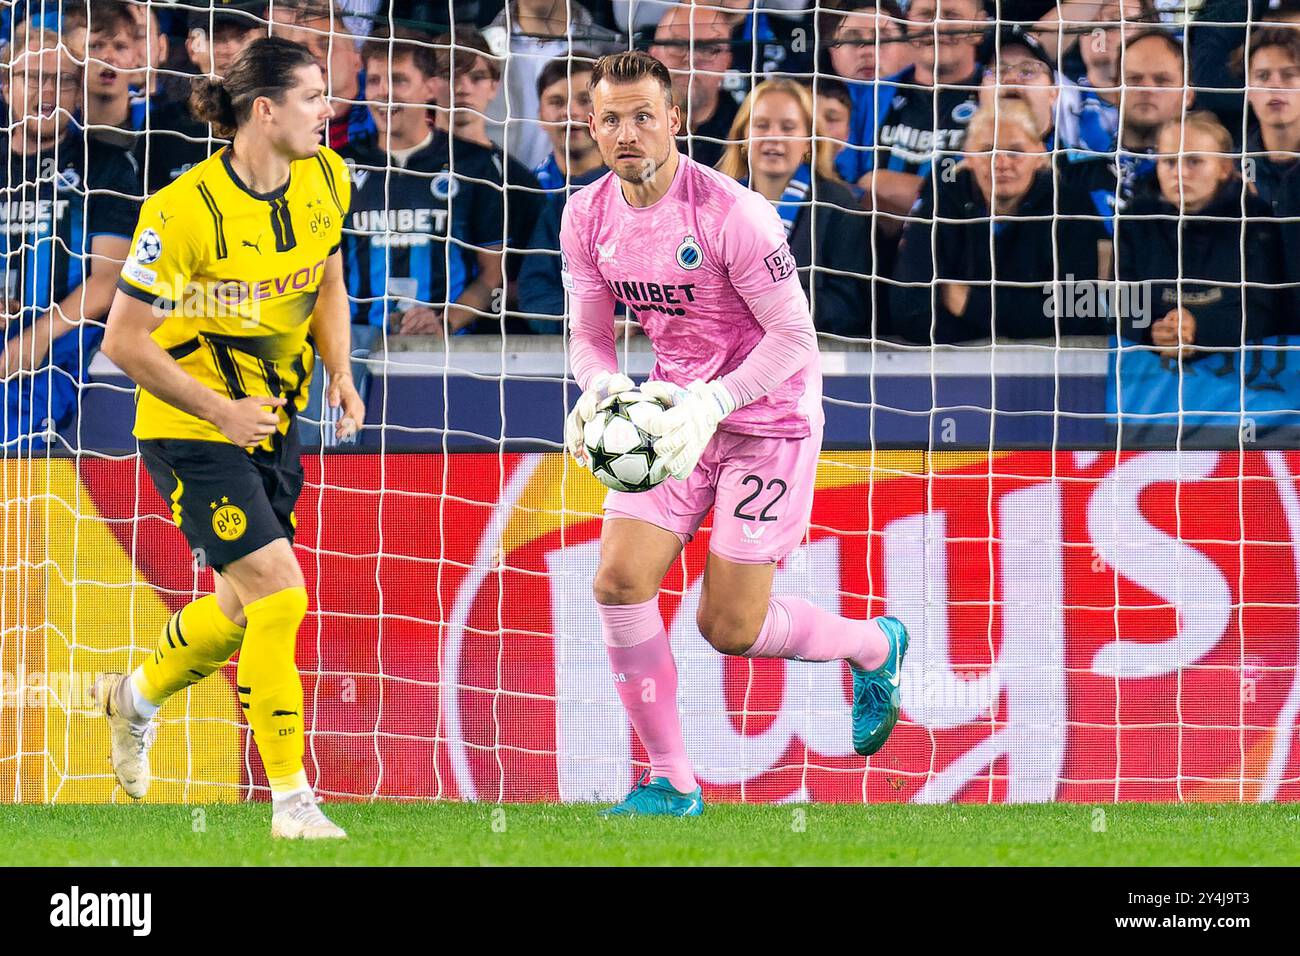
[[565, 370, 635, 469], [642, 379, 736, 480]]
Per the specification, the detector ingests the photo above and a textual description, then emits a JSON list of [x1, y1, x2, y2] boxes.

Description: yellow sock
[[236, 587, 309, 794], [134, 595, 246, 706]]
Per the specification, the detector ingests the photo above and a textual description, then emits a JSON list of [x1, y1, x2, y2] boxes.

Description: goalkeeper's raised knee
[[236, 586, 310, 795]]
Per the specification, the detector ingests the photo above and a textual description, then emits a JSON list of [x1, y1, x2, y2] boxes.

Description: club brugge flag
[[1107, 335, 1300, 444]]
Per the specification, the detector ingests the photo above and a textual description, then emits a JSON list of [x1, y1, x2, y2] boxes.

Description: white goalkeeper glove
[[565, 370, 635, 469], [642, 379, 736, 480]]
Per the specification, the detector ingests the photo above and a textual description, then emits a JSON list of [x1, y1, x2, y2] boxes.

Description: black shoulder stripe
[[196, 182, 228, 259], [316, 153, 344, 214]]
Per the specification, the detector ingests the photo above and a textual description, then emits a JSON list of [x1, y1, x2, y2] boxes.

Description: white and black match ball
[[584, 390, 671, 493]]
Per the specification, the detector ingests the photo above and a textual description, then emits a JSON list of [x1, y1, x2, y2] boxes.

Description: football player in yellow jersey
[[91, 37, 364, 839]]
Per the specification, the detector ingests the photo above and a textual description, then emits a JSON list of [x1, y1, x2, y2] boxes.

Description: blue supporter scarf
[[741, 163, 811, 237], [128, 88, 149, 130], [834, 72, 901, 184], [739, 11, 774, 43], [533, 155, 565, 192], [1075, 82, 1120, 155]]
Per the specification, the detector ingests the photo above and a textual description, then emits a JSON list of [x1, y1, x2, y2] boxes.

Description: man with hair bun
[[95, 36, 364, 841]]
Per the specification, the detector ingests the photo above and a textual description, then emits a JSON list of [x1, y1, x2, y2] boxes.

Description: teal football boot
[[851, 616, 909, 756], [599, 770, 704, 817]]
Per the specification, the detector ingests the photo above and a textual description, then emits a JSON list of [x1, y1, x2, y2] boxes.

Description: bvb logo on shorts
[[210, 498, 247, 541]]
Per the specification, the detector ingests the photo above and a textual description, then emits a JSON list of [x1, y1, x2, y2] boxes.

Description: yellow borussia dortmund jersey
[[117, 145, 351, 446]]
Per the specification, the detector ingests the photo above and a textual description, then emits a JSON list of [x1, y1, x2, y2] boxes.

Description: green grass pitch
[[2, 803, 1298, 866]]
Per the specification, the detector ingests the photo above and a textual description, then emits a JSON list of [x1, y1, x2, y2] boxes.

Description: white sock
[[126, 670, 161, 721], [271, 769, 313, 806]]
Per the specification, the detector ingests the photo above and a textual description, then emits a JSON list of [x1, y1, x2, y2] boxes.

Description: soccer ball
[[584, 390, 671, 493]]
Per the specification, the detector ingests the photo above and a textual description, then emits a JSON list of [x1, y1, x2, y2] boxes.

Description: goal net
[[2, 0, 1298, 805]]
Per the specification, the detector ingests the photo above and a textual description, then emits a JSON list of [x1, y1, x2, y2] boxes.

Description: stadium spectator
[[126, 0, 184, 107], [809, 76, 854, 173], [1032, 0, 1157, 70], [334, 0, 381, 38], [432, 28, 542, 319], [609, 0, 813, 53], [819, 0, 910, 83], [1243, 27, 1300, 312], [531, 53, 603, 195], [481, 0, 620, 170], [296, 1, 377, 149], [1116, 112, 1284, 359], [648, 3, 740, 169], [342, 30, 506, 337], [717, 0, 817, 77], [822, 1, 910, 185], [891, 101, 1116, 343], [978, 26, 1060, 144], [134, 2, 264, 193], [1186, 0, 1269, 139], [517, 54, 608, 330], [185, 0, 264, 78], [717, 79, 872, 337], [855, 0, 986, 229], [0, 33, 138, 447], [1118, 111, 1279, 358], [82, 0, 146, 150], [1115, 30, 1194, 199], [1055, 0, 1145, 154], [432, 28, 504, 150]]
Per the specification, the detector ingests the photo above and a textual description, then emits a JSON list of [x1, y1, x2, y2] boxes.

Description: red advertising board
[[80, 450, 1300, 803]]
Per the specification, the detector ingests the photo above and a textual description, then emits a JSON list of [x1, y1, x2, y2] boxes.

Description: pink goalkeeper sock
[[598, 598, 698, 794], [744, 596, 889, 672]]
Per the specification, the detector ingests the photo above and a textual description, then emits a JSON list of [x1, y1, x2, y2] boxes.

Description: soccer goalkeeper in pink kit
[[561, 50, 908, 816]]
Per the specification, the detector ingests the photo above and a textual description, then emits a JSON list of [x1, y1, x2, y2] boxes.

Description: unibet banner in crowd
[[1107, 336, 1300, 443], [7, 451, 1300, 804]]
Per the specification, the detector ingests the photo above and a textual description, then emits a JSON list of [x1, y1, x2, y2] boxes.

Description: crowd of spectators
[[3, 0, 1300, 444]]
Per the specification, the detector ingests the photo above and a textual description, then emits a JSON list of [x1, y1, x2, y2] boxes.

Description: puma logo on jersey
[[596, 240, 617, 264], [242, 236, 262, 254]]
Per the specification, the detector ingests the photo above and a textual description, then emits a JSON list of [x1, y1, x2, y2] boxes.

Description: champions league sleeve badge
[[134, 228, 163, 265]]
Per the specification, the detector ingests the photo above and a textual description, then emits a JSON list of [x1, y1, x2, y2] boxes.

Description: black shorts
[[139, 433, 303, 572]]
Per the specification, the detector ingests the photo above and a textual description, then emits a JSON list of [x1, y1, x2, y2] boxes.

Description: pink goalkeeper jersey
[[559, 153, 823, 439]]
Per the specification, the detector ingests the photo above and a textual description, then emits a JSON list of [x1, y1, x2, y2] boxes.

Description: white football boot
[[270, 791, 348, 840], [90, 672, 156, 800]]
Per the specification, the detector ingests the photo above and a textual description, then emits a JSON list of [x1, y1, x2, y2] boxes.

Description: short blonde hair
[[716, 78, 841, 183], [963, 99, 1044, 153], [1156, 110, 1234, 157]]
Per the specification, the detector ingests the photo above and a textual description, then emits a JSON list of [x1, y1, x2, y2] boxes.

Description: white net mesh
[[1, 0, 1299, 804]]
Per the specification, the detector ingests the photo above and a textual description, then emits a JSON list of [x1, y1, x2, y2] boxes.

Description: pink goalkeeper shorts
[[603, 423, 821, 564]]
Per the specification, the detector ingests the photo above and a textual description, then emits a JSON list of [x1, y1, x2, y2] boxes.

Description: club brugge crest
[[431, 172, 460, 201], [676, 235, 703, 271]]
